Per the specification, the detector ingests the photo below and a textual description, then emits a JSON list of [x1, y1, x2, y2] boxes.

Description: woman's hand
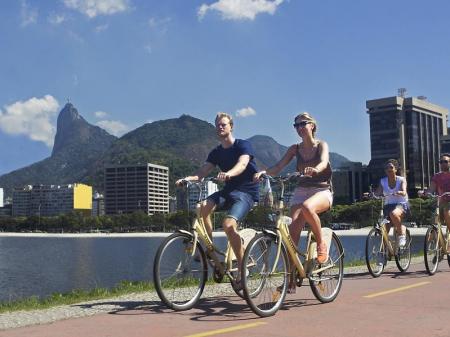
[[303, 167, 319, 177]]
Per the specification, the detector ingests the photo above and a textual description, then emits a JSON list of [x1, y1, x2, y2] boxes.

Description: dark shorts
[[383, 202, 409, 217], [207, 190, 254, 222]]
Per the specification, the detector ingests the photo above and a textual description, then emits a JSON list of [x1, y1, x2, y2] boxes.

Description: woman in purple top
[[254, 112, 332, 293]]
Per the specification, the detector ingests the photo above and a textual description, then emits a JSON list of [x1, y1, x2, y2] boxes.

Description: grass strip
[[0, 280, 155, 314]]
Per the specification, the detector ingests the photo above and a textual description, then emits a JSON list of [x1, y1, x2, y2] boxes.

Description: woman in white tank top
[[375, 159, 409, 247]]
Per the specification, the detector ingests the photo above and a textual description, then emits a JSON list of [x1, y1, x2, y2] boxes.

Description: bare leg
[[300, 193, 330, 246], [223, 217, 243, 277], [443, 209, 450, 233], [389, 209, 405, 236], [200, 199, 216, 241]]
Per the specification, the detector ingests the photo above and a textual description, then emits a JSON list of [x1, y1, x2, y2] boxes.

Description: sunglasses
[[293, 121, 311, 129], [440, 160, 449, 164], [384, 165, 395, 170]]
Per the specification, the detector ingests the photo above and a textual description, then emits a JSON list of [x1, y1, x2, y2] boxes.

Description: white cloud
[[20, 0, 38, 27], [148, 16, 171, 34], [198, 0, 284, 21], [94, 24, 109, 32], [48, 13, 66, 25], [236, 106, 256, 117], [94, 111, 108, 118], [96, 120, 129, 136], [64, 0, 130, 18], [0, 95, 59, 147]]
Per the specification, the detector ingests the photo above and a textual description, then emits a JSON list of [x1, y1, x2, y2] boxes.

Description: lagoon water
[[0, 230, 427, 302]]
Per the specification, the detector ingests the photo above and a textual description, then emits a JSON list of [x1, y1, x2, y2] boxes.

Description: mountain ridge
[[0, 105, 353, 196]]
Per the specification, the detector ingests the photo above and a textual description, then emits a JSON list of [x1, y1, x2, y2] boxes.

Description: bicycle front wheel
[[153, 232, 208, 310], [424, 226, 440, 275], [242, 233, 289, 317], [395, 229, 411, 272], [365, 227, 386, 278], [310, 232, 344, 303]]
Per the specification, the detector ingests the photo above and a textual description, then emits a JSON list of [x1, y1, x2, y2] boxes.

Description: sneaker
[[317, 242, 328, 264], [398, 235, 407, 248]]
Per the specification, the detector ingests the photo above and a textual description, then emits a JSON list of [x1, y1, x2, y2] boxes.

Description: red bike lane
[[1, 263, 449, 337]]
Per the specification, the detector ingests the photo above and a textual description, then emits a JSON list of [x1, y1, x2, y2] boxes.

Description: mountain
[[0, 107, 353, 196], [0, 103, 116, 195]]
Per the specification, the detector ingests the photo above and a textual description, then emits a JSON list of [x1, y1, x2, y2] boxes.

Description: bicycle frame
[[182, 181, 243, 281], [430, 196, 450, 255], [266, 176, 340, 280]]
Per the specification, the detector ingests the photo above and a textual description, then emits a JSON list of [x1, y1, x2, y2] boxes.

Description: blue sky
[[1, 0, 450, 176]]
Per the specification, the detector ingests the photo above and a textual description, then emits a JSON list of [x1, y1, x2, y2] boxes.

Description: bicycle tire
[[424, 226, 440, 276], [153, 232, 208, 310], [242, 233, 289, 317], [310, 232, 344, 303], [365, 227, 386, 278], [395, 229, 411, 272]]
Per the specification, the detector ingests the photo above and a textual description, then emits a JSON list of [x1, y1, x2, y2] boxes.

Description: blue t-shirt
[[206, 139, 259, 201]]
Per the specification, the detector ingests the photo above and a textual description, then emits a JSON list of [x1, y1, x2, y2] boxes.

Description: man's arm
[[176, 162, 215, 185], [218, 155, 250, 181]]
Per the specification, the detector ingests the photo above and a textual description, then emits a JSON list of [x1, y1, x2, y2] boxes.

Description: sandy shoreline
[[0, 227, 429, 238]]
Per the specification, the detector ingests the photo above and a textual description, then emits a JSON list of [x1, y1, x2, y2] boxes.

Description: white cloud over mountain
[[0, 95, 59, 147], [64, 0, 130, 18], [96, 120, 129, 136], [236, 106, 256, 117], [198, 0, 284, 21]]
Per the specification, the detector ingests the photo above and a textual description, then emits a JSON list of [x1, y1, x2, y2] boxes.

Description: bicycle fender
[[177, 229, 194, 237], [262, 229, 278, 239]]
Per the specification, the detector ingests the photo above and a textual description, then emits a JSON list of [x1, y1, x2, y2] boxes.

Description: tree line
[[0, 198, 436, 233]]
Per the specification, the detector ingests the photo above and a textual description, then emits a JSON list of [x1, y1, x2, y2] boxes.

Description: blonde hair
[[215, 112, 234, 128], [294, 112, 317, 135]]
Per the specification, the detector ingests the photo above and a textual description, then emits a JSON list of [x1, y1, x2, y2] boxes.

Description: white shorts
[[289, 187, 333, 208]]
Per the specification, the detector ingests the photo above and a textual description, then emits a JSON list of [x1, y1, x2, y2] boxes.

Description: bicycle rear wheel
[[395, 229, 411, 272], [310, 232, 344, 303], [365, 227, 386, 277], [424, 226, 440, 275], [242, 233, 289, 317], [153, 232, 207, 310]]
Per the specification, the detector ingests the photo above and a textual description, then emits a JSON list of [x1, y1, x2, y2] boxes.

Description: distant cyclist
[[422, 153, 450, 249], [373, 159, 409, 248], [176, 112, 259, 287], [254, 112, 333, 292]]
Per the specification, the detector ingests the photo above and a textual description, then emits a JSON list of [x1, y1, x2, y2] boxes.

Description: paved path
[[1, 259, 449, 337]]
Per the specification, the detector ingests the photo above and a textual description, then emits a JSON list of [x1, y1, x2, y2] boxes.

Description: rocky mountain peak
[[51, 103, 115, 157]]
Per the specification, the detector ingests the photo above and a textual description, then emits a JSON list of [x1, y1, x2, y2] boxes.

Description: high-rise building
[[92, 192, 105, 216], [0, 188, 3, 208], [441, 133, 450, 154], [367, 95, 448, 195], [12, 184, 92, 217], [332, 162, 370, 204], [104, 163, 169, 215]]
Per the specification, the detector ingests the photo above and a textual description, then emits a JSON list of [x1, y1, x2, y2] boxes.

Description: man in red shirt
[[426, 153, 450, 235]]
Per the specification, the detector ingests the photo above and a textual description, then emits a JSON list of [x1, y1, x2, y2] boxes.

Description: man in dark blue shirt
[[176, 112, 259, 285]]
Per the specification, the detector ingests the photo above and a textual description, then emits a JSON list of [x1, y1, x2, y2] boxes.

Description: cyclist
[[254, 112, 333, 293], [176, 112, 259, 286], [373, 159, 409, 248], [423, 153, 450, 251]]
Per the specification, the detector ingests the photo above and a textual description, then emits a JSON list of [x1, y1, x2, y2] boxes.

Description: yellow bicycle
[[153, 178, 256, 311], [241, 174, 344, 317], [423, 192, 450, 275], [365, 195, 411, 277]]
